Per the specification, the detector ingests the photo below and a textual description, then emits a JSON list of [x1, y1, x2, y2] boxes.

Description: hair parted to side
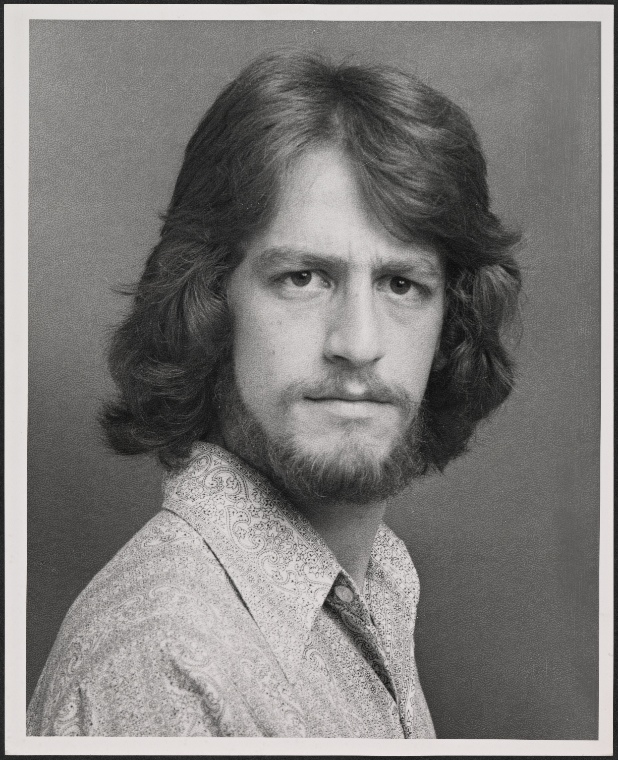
[[100, 50, 522, 471]]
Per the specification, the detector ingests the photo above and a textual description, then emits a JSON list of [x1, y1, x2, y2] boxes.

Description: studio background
[[27, 21, 600, 740]]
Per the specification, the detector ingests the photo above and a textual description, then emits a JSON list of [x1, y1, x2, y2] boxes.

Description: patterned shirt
[[27, 443, 435, 738]]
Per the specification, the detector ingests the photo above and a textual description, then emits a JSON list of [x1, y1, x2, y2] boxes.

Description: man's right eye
[[274, 270, 330, 296]]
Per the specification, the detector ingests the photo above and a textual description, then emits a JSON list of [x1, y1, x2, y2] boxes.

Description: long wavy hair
[[100, 51, 522, 471]]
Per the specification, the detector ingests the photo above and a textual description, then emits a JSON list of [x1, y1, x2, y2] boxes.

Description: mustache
[[213, 361, 421, 418], [283, 373, 419, 410]]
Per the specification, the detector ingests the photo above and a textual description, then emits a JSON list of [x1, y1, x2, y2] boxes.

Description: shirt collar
[[161, 442, 343, 684]]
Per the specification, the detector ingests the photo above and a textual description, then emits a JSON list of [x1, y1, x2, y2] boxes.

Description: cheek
[[388, 314, 444, 388], [232, 315, 274, 395], [231, 299, 316, 400]]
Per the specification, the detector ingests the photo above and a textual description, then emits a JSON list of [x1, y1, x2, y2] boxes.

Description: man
[[27, 51, 521, 737]]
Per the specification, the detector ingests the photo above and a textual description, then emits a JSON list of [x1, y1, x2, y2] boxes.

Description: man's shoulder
[[28, 509, 270, 735], [62, 509, 226, 624], [55, 509, 253, 650]]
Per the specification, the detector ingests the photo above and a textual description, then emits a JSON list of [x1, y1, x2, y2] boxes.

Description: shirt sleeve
[[27, 630, 256, 736]]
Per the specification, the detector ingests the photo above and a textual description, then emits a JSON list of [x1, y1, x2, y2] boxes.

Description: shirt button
[[334, 584, 354, 603]]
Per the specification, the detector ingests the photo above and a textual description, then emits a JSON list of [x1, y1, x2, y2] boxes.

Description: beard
[[212, 361, 429, 506]]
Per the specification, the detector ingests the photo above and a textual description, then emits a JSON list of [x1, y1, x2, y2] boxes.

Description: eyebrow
[[252, 246, 445, 279]]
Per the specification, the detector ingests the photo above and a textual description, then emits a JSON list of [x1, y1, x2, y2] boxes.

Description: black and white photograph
[[5, 4, 612, 755]]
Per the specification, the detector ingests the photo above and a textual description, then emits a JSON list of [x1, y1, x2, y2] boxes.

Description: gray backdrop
[[28, 21, 600, 739]]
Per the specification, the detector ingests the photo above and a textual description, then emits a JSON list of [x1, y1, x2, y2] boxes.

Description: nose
[[323, 284, 384, 367]]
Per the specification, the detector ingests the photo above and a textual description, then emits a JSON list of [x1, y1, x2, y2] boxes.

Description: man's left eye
[[289, 271, 313, 287], [389, 277, 413, 295]]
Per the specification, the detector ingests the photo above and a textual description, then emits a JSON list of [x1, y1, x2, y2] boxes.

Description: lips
[[306, 394, 387, 403], [305, 386, 392, 403], [295, 376, 405, 408]]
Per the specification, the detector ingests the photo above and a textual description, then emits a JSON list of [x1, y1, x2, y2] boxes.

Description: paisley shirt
[[27, 443, 435, 738]]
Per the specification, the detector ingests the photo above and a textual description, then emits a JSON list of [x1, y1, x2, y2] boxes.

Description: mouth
[[304, 396, 390, 418], [305, 392, 389, 404]]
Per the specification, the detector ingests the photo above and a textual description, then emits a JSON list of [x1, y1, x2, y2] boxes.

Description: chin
[[294, 429, 396, 464], [260, 428, 423, 505]]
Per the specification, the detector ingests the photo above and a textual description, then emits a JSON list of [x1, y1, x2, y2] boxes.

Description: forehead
[[279, 146, 363, 214], [245, 146, 442, 272]]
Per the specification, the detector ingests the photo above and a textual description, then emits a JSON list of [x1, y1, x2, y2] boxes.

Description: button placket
[[365, 558, 419, 738], [327, 576, 398, 702]]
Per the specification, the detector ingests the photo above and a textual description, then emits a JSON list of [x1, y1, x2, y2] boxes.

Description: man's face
[[222, 146, 445, 503]]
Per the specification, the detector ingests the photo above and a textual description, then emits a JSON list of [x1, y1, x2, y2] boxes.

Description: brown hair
[[100, 51, 522, 471]]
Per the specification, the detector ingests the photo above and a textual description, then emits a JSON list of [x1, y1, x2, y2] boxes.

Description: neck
[[291, 495, 388, 591], [207, 429, 389, 591]]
